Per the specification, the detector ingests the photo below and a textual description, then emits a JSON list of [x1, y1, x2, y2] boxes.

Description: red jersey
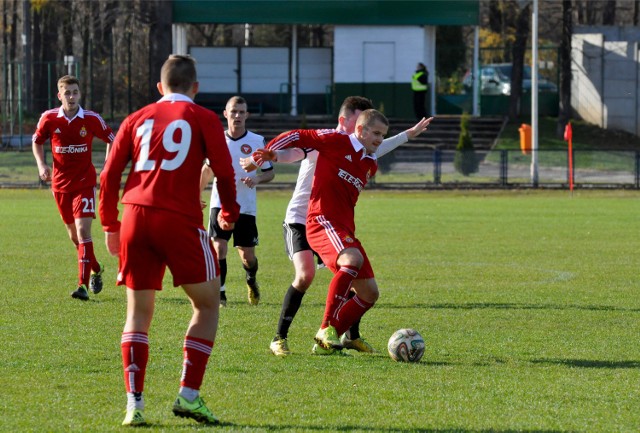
[[267, 129, 378, 232], [99, 94, 239, 232], [32, 106, 115, 192]]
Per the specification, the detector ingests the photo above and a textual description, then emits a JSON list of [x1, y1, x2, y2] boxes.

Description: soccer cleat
[[122, 408, 146, 426], [340, 335, 375, 353], [246, 279, 260, 306], [220, 291, 227, 307], [314, 325, 342, 350], [270, 336, 291, 357], [89, 262, 104, 294], [311, 344, 350, 356], [172, 395, 219, 425], [71, 284, 89, 301]]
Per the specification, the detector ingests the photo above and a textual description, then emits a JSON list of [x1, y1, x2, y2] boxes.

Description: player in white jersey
[[201, 96, 274, 306], [242, 96, 432, 356]]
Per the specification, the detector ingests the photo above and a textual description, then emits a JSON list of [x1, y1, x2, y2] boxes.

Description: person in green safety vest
[[412, 62, 429, 120]]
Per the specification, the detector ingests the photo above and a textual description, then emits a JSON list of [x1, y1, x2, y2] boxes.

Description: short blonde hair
[[57, 75, 80, 90], [356, 109, 389, 129]]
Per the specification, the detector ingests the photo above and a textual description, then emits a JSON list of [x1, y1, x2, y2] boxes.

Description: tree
[[557, 0, 572, 138], [602, 0, 616, 25], [508, 0, 530, 121], [454, 113, 478, 176]]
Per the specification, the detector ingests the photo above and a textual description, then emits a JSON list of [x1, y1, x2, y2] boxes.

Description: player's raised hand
[[406, 116, 434, 139]]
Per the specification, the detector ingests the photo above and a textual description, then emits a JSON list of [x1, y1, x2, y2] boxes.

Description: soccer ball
[[387, 328, 425, 363]]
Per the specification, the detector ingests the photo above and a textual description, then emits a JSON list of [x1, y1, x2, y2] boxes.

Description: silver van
[[463, 63, 558, 95]]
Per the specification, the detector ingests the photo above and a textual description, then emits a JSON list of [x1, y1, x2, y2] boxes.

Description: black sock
[[244, 258, 258, 281], [276, 285, 305, 338], [348, 318, 361, 340], [219, 258, 227, 287], [347, 290, 361, 340]]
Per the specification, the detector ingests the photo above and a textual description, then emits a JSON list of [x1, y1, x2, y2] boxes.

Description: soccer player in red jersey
[[99, 54, 240, 427], [261, 109, 389, 351], [32, 75, 115, 301]]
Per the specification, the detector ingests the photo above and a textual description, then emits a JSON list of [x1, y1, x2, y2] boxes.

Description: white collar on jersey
[[157, 93, 194, 104], [57, 105, 84, 122], [348, 133, 378, 160]]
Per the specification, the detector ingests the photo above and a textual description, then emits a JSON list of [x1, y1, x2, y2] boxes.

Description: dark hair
[[226, 96, 247, 107], [339, 96, 374, 117], [160, 54, 197, 93]]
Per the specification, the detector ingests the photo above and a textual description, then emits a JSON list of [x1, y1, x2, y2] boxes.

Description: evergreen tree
[[454, 113, 478, 176]]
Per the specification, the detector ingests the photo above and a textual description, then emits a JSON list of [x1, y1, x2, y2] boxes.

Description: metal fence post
[[433, 149, 441, 185], [500, 150, 508, 186], [636, 150, 640, 189]]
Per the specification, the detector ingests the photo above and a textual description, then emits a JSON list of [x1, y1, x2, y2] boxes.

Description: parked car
[[463, 63, 558, 95]]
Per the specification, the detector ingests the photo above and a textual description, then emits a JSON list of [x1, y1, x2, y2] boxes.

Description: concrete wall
[[572, 27, 640, 136]]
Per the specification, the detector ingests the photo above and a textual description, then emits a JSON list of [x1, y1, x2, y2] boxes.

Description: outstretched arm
[[377, 116, 433, 159], [240, 147, 306, 172]]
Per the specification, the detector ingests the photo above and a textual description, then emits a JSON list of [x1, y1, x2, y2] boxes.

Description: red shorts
[[53, 187, 96, 224], [117, 204, 219, 290], [306, 215, 374, 279]]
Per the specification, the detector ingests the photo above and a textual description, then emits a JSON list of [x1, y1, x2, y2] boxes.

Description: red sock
[[121, 332, 149, 394], [335, 295, 374, 335], [322, 265, 359, 328], [181, 336, 214, 390], [78, 238, 97, 286]]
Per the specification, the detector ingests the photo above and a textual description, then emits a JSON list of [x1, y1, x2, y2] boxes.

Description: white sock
[[179, 386, 199, 402], [126, 392, 144, 410]]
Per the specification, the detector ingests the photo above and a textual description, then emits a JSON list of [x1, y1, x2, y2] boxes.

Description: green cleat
[[172, 395, 219, 425], [311, 343, 350, 356], [340, 335, 376, 353], [314, 325, 342, 350], [122, 408, 146, 426], [71, 284, 89, 301], [89, 262, 104, 294], [270, 336, 291, 357]]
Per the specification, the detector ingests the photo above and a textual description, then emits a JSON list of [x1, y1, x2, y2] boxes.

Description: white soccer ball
[[387, 328, 425, 363]]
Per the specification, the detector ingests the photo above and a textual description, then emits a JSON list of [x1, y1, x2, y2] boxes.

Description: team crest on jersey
[[345, 154, 352, 162], [79, 126, 87, 137], [343, 235, 354, 244], [240, 144, 252, 155]]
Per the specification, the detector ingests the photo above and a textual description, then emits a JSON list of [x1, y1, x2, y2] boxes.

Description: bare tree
[[508, 0, 530, 121], [557, 0, 572, 138], [603, 0, 616, 25]]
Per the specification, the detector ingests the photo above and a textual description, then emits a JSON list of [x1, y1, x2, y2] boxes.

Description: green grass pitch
[[1, 188, 639, 432]]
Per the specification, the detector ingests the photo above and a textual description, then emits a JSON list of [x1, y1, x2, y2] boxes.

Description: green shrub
[[454, 112, 479, 176]]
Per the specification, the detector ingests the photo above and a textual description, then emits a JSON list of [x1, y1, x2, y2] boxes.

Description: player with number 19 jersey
[[100, 94, 239, 233]]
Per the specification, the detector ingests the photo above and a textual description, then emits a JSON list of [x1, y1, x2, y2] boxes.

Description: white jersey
[[283, 130, 408, 225], [210, 130, 273, 216]]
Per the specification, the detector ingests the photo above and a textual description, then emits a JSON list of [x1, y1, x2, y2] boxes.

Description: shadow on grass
[[385, 302, 640, 313], [194, 423, 578, 433], [531, 358, 640, 369]]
